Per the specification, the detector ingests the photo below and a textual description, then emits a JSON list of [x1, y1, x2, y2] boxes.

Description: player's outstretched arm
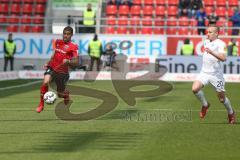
[[63, 57, 79, 67]]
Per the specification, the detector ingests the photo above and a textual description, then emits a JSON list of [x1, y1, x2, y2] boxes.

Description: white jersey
[[201, 39, 226, 74]]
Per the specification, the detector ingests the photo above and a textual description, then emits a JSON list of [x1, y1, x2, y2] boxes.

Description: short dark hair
[[63, 26, 73, 34], [208, 24, 219, 33]]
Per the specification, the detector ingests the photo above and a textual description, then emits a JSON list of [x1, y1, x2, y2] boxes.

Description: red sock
[[40, 84, 48, 103], [63, 90, 69, 99]]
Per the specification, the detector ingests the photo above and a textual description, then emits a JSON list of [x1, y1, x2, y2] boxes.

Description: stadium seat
[[189, 18, 197, 26], [156, 0, 165, 6], [153, 28, 164, 34], [132, 0, 142, 5], [167, 17, 177, 26], [21, 14, 31, 24], [203, 0, 215, 6], [216, 17, 226, 27], [7, 25, 18, 32], [23, 0, 34, 3], [167, 0, 179, 6], [106, 5, 117, 15], [142, 16, 152, 26], [141, 27, 153, 34], [118, 5, 129, 16], [191, 28, 198, 35], [130, 16, 141, 25], [33, 14, 44, 24], [8, 14, 19, 24], [155, 17, 165, 26], [167, 6, 178, 16], [143, 5, 153, 16], [178, 28, 189, 35], [22, 4, 33, 15], [0, 0, 9, 3], [216, 7, 227, 17], [228, 0, 238, 7], [166, 28, 177, 34], [105, 26, 115, 34], [130, 5, 141, 16], [0, 3, 8, 14], [205, 7, 212, 15], [117, 27, 128, 34], [12, 0, 21, 3], [36, 0, 47, 3], [129, 28, 141, 34], [35, 4, 45, 14], [106, 15, 116, 25], [10, 3, 21, 14], [155, 5, 165, 17], [178, 16, 189, 26], [143, 0, 154, 6], [228, 8, 234, 17], [216, 0, 226, 6], [0, 14, 6, 23], [19, 25, 31, 32], [118, 16, 128, 25], [31, 26, 43, 32]]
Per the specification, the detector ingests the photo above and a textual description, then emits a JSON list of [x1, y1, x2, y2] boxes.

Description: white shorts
[[196, 72, 225, 92]]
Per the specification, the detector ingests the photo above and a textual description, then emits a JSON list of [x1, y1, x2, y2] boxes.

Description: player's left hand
[[205, 48, 213, 54]]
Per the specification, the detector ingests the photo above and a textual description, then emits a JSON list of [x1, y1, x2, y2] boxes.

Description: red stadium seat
[[12, 0, 21, 3], [166, 0, 179, 6], [129, 28, 141, 34], [190, 18, 197, 26], [153, 28, 164, 34], [21, 14, 31, 24], [33, 14, 44, 24], [0, 14, 6, 23], [22, 4, 33, 15], [178, 16, 189, 26], [10, 4, 21, 14], [23, 0, 34, 3], [155, 17, 165, 26], [167, 6, 178, 16], [216, 17, 226, 27], [141, 27, 153, 34], [228, 8, 234, 17], [0, 3, 8, 14], [166, 28, 177, 34], [143, 5, 153, 16], [228, 21, 233, 27], [178, 28, 189, 35], [156, 5, 165, 17], [143, 0, 154, 5], [130, 5, 141, 16], [130, 16, 141, 25], [7, 25, 18, 32], [142, 16, 152, 26], [204, 0, 215, 6], [118, 16, 128, 25], [118, 5, 129, 16], [228, 0, 238, 7], [216, 0, 226, 6], [117, 27, 128, 34], [205, 7, 212, 15], [167, 17, 177, 26], [35, 4, 45, 14], [216, 7, 227, 17], [19, 25, 31, 32], [8, 14, 19, 24], [31, 26, 43, 32], [105, 26, 115, 34], [156, 0, 165, 6], [36, 0, 47, 3], [106, 5, 117, 15], [106, 15, 116, 25], [191, 28, 198, 35], [0, 0, 9, 3], [132, 0, 142, 5]]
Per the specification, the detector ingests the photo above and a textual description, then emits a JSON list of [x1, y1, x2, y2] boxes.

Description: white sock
[[223, 97, 234, 114], [194, 90, 208, 107]]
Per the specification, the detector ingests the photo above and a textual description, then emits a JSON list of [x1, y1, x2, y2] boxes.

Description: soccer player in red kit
[[36, 26, 79, 113]]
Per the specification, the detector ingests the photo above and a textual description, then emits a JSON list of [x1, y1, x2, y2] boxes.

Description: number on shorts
[[217, 81, 223, 89]]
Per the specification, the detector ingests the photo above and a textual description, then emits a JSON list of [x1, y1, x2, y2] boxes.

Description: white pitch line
[[0, 80, 42, 91]]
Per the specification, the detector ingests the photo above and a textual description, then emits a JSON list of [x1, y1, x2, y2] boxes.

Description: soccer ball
[[43, 91, 57, 104]]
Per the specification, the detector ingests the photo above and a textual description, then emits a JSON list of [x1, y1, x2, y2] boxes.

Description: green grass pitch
[[0, 79, 240, 160]]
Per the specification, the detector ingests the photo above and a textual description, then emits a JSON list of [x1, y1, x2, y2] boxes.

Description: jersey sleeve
[[72, 44, 79, 57], [218, 40, 227, 55]]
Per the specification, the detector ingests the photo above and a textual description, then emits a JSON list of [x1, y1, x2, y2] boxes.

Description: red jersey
[[48, 39, 78, 73]]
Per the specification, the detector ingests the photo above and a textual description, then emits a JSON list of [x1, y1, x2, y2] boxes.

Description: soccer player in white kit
[[192, 25, 236, 124]]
